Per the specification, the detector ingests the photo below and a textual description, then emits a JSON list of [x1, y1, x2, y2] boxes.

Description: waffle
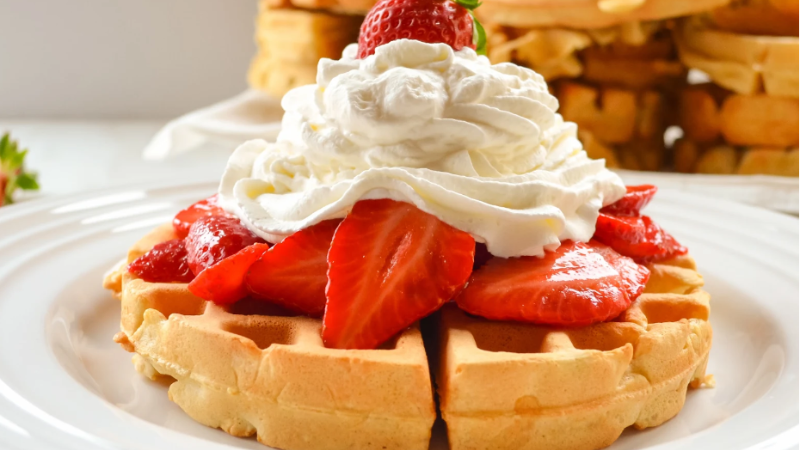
[[706, 0, 799, 37], [674, 17, 799, 98], [104, 224, 436, 450], [475, 0, 729, 29], [489, 22, 685, 89], [436, 254, 713, 450], [674, 138, 799, 176], [262, 0, 373, 15], [679, 84, 799, 148], [247, 3, 361, 97], [487, 26, 593, 80]]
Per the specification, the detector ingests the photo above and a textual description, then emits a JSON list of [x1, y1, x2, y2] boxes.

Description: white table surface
[[0, 120, 232, 202]]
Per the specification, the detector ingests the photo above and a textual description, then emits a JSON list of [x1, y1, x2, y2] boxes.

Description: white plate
[[0, 181, 796, 450]]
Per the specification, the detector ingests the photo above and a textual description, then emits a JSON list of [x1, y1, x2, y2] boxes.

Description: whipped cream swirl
[[219, 39, 625, 257]]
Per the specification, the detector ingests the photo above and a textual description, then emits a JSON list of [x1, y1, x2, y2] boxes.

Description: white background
[[0, 0, 257, 119]]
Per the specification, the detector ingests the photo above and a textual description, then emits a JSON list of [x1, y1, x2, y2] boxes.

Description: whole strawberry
[[357, 0, 485, 58]]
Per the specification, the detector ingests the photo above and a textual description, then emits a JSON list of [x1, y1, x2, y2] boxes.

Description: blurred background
[[0, 0, 256, 118], [0, 0, 797, 210]]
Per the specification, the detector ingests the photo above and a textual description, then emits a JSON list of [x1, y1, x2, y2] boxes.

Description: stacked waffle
[[247, 0, 363, 97], [483, 0, 729, 171], [673, 0, 799, 176]]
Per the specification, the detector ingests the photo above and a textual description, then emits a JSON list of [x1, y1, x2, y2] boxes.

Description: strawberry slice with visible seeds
[[245, 220, 341, 317], [594, 213, 687, 263], [323, 199, 475, 350], [455, 240, 644, 326], [128, 239, 195, 283], [173, 194, 228, 238], [591, 239, 650, 300], [188, 243, 271, 304], [602, 185, 658, 216], [185, 215, 265, 275]]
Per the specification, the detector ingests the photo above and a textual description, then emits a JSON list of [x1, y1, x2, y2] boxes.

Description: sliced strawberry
[[590, 239, 650, 301], [173, 194, 228, 239], [188, 243, 271, 304], [128, 239, 195, 283], [456, 240, 640, 326], [323, 199, 475, 350], [594, 213, 687, 263], [245, 220, 341, 317], [185, 215, 265, 276], [602, 185, 658, 216]]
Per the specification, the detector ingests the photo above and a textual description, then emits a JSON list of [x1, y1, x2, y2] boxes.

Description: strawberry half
[[323, 199, 475, 350], [188, 243, 271, 304], [173, 194, 228, 239], [128, 239, 195, 283], [594, 213, 687, 263], [602, 185, 658, 216], [185, 215, 265, 275], [245, 220, 341, 317], [455, 240, 647, 327]]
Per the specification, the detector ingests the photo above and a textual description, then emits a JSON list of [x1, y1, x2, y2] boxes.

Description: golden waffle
[[104, 224, 436, 450], [263, 0, 374, 15], [706, 0, 799, 37], [436, 254, 713, 450], [488, 22, 684, 89], [557, 81, 668, 145], [679, 84, 799, 148], [674, 17, 799, 98], [674, 138, 799, 176], [487, 26, 593, 80], [475, 0, 730, 29], [247, 3, 361, 97], [580, 35, 686, 89]]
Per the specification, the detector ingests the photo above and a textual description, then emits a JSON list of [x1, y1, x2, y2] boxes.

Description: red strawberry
[[188, 243, 271, 304], [173, 194, 228, 239], [185, 216, 265, 276], [456, 240, 645, 326], [245, 220, 341, 317], [128, 239, 195, 283], [591, 239, 650, 301], [357, 0, 477, 59], [323, 199, 474, 349], [602, 185, 658, 216], [594, 213, 687, 263]]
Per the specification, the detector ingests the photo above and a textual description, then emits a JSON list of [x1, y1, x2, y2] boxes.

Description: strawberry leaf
[[16, 172, 39, 190], [0, 134, 9, 161], [473, 16, 487, 56], [0, 132, 39, 206], [9, 149, 26, 171], [454, 0, 482, 10]]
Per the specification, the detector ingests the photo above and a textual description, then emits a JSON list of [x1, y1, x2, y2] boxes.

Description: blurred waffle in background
[[673, 0, 799, 176], [245, 0, 798, 177], [247, 0, 362, 97]]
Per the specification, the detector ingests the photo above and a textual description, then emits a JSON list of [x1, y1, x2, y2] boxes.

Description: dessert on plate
[[105, 1, 713, 449]]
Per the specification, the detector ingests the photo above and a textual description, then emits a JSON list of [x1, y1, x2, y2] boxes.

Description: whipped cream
[[219, 39, 625, 257]]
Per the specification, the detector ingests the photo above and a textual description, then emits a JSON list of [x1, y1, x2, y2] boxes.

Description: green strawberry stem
[[453, 0, 486, 56], [0, 132, 39, 206], [472, 16, 487, 55]]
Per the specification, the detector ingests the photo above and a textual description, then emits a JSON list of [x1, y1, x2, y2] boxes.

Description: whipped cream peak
[[219, 39, 625, 257]]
